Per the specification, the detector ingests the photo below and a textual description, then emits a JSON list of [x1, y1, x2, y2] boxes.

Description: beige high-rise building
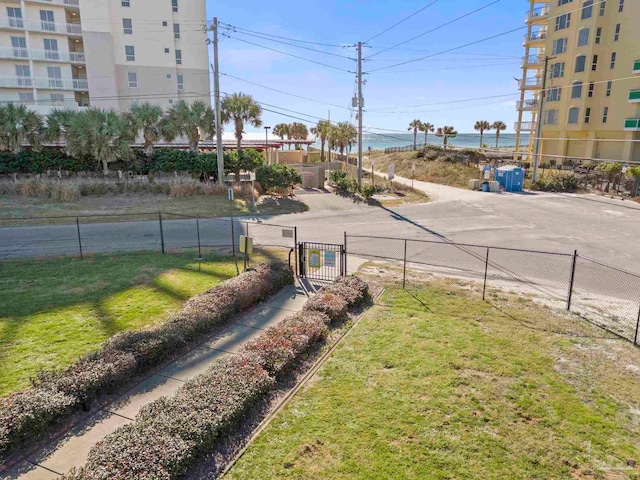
[[0, 0, 210, 115], [515, 0, 640, 165]]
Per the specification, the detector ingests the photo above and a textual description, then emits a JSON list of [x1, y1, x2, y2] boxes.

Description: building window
[[588, 82, 594, 97], [15, 65, 31, 86], [7, 7, 24, 28], [619, 0, 624, 12], [40, 10, 55, 32], [591, 54, 598, 71], [606, 80, 612, 96], [595, 27, 602, 44], [125, 45, 135, 61], [585, 107, 591, 124], [548, 87, 562, 102], [168, 99, 174, 104], [163, 21, 168, 26], [11, 37, 27, 58], [123, 18, 132, 35], [581, 0, 593, 19], [575, 55, 586, 73], [610, 52, 616, 69], [555, 13, 571, 30], [128, 72, 137, 88], [550, 62, 565, 78], [602, 107, 609, 123], [553, 38, 568, 54], [175, 49, 182, 65], [50, 93, 64, 106], [614, 24, 620, 41], [164, 48, 170, 53], [544, 110, 559, 125], [177, 74, 184, 91], [568, 107, 580, 124], [571, 81, 583, 98], [130, 99, 139, 107], [172, 0, 178, 12], [558, 0, 572, 4], [173, 23, 180, 39], [599, 0, 606, 15], [122, 0, 130, 6], [47, 66, 62, 88], [577, 28, 590, 46], [19, 92, 34, 104], [166, 74, 172, 79]]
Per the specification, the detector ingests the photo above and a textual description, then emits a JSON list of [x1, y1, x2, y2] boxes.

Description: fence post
[[482, 247, 490, 300], [196, 218, 202, 259], [230, 218, 236, 257], [567, 250, 578, 311], [294, 226, 298, 276], [634, 304, 640, 346], [402, 239, 408, 290], [158, 212, 165, 255], [344, 231, 348, 276], [76, 217, 83, 260], [243, 222, 249, 271]]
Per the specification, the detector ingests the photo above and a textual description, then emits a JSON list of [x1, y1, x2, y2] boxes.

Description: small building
[[495, 165, 524, 192]]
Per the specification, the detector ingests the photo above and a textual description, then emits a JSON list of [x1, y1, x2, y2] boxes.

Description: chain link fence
[[346, 234, 640, 346]]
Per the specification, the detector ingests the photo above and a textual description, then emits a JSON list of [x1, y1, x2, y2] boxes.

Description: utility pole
[[533, 55, 553, 183], [213, 17, 224, 185], [357, 42, 363, 188], [327, 109, 331, 163]]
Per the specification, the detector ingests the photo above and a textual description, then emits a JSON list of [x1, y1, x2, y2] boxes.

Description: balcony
[[629, 90, 640, 103], [523, 31, 547, 46], [515, 122, 536, 131], [0, 98, 88, 115], [625, 119, 640, 131], [526, 4, 550, 24], [0, 76, 89, 91], [634, 60, 640, 75], [519, 77, 543, 89], [25, 0, 80, 6], [521, 54, 545, 68], [0, 75, 33, 88], [0, 17, 82, 35], [516, 99, 540, 111], [0, 46, 86, 63]]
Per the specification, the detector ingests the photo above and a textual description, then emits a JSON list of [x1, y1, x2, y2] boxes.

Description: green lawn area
[[228, 282, 640, 479], [0, 251, 255, 396]]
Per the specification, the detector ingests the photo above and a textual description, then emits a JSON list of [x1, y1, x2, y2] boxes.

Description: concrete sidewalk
[[6, 283, 309, 480]]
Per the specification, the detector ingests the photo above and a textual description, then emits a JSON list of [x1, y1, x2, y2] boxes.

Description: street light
[[264, 126, 271, 146]]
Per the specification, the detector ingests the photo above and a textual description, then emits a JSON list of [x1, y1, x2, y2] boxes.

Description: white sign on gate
[[325, 251, 337, 268]]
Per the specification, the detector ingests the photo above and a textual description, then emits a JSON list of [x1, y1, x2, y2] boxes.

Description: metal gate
[[298, 242, 345, 282]]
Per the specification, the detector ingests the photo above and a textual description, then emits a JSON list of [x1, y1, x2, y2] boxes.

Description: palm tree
[[273, 123, 290, 147], [408, 119, 422, 150], [474, 120, 491, 148], [44, 109, 78, 145], [66, 108, 133, 174], [435, 126, 458, 152], [420, 122, 435, 146], [491, 121, 507, 148], [163, 100, 215, 152], [0, 104, 43, 154], [221, 92, 263, 152], [311, 120, 331, 162], [123, 102, 164, 158], [290, 122, 309, 149], [333, 122, 357, 157]]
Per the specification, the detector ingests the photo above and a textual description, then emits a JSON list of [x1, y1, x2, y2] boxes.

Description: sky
[[205, 0, 528, 135]]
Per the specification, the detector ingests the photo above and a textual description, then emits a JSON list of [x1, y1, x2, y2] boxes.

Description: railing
[[629, 90, 640, 102], [521, 54, 545, 66], [519, 77, 543, 88], [0, 16, 82, 34], [0, 46, 85, 63], [29, 77, 88, 90], [26, 0, 80, 5], [0, 75, 33, 88], [515, 122, 536, 131], [526, 4, 550, 21], [516, 99, 539, 110], [0, 46, 29, 59], [523, 31, 547, 44], [625, 118, 640, 131]]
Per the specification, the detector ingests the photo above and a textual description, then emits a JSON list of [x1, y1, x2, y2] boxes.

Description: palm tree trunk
[[413, 130, 417, 150], [101, 158, 109, 174], [444, 137, 448, 152], [480, 132, 483, 148], [495, 131, 500, 148], [320, 140, 325, 162], [145, 144, 154, 159]]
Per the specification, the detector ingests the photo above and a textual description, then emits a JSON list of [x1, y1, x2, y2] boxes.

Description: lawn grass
[[227, 281, 640, 479], [0, 194, 308, 225], [0, 250, 282, 396]]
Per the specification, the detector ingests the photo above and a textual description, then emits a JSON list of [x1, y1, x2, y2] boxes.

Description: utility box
[[469, 179, 480, 190], [495, 165, 524, 192]]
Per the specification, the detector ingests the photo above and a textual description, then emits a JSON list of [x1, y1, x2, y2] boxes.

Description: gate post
[[567, 250, 578, 311], [294, 226, 298, 276], [482, 247, 490, 301], [158, 212, 165, 254], [344, 232, 348, 276], [402, 239, 408, 290], [76, 217, 83, 260]]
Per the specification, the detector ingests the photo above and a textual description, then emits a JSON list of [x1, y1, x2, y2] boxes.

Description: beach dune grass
[[0, 251, 264, 397], [227, 284, 640, 479]]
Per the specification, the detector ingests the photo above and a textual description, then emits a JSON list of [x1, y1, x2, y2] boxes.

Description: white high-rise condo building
[[0, 0, 210, 115]]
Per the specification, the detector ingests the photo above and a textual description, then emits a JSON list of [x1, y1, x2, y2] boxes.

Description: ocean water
[[315, 133, 529, 151]]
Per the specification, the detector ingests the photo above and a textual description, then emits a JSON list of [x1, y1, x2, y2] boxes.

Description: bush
[[0, 262, 293, 455], [361, 184, 376, 200], [329, 170, 347, 184], [63, 276, 370, 479], [532, 173, 579, 192], [256, 163, 302, 190], [224, 149, 265, 180]]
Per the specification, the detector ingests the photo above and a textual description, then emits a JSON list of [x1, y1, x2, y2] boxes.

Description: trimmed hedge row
[[0, 262, 293, 456], [62, 276, 370, 479]]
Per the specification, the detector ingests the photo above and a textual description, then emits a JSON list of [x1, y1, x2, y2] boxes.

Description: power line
[[369, 60, 519, 74], [367, 93, 520, 112], [221, 34, 355, 73], [366, 0, 502, 59], [364, 0, 439, 43], [216, 22, 348, 48], [219, 25, 356, 60], [367, 47, 519, 58]]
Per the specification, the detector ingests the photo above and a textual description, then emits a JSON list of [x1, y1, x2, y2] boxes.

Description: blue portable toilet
[[495, 165, 524, 192]]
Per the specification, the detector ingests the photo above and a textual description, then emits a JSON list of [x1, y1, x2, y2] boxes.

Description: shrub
[[224, 149, 265, 181], [329, 170, 347, 184], [361, 184, 376, 200], [256, 163, 301, 190], [532, 173, 579, 192], [0, 262, 292, 455]]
